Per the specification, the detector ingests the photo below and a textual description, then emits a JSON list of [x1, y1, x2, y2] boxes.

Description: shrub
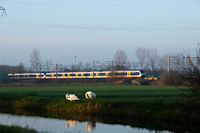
[[159, 71, 185, 86]]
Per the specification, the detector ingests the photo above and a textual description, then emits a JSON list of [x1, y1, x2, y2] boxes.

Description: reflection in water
[[0, 113, 170, 133], [66, 120, 96, 131], [86, 121, 96, 131], [66, 120, 78, 128]]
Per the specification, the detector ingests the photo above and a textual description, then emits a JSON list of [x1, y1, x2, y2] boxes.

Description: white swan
[[85, 91, 96, 99], [65, 93, 79, 101]]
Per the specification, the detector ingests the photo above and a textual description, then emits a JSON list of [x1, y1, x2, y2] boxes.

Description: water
[[0, 113, 170, 133]]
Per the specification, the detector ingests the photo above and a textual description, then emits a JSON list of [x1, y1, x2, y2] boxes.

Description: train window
[[115, 73, 127, 76], [29, 75, 36, 77], [65, 74, 68, 76], [114, 73, 119, 76], [8, 75, 14, 78], [54, 74, 62, 76], [113, 73, 117, 76], [70, 74, 76, 76], [19, 75, 23, 77], [130, 72, 140, 75], [83, 73, 90, 76], [93, 73, 96, 76], [78, 74, 81, 76], [46, 75, 51, 77], [25, 75, 28, 77], [123, 72, 127, 75], [99, 73, 106, 76]]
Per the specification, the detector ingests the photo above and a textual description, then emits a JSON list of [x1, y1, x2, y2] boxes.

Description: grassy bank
[[0, 85, 199, 124], [0, 125, 37, 133]]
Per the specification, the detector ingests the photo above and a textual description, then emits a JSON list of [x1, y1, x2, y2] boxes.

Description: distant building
[[0, 71, 9, 80]]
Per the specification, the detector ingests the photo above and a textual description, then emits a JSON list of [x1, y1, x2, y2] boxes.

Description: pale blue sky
[[0, 0, 200, 66]]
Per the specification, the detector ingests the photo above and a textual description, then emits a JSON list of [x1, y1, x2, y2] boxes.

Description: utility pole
[[51, 63, 62, 79], [39, 64, 41, 79], [93, 60, 99, 78], [128, 61, 130, 70], [74, 56, 76, 68], [168, 56, 170, 76], [106, 60, 113, 77], [13, 66, 15, 79], [168, 56, 197, 78], [0, 6, 7, 18], [93, 60, 94, 78], [56, 63, 57, 79], [186, 56, 197, 78], [188, 56, 191, 77], [111, 60, 113, 73]]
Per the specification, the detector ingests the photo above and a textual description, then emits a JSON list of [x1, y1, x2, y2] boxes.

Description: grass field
[[0, 85, 198, 126], [0, 85, 180, 103]]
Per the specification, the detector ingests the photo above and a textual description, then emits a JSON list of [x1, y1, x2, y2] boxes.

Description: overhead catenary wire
[[1, 0, 200, 31], [1, 16, 200, 31], [2, 0, 200, 7]]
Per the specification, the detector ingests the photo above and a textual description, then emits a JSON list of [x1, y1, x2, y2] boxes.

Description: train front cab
[[128, 70, 145, 78], [139, 70, 145, 78]]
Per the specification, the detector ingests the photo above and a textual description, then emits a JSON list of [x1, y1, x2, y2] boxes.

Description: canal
[[0, 112, 171, 133]]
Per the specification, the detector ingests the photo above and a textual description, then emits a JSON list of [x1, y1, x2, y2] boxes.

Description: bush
[[159, 71, 185, 86]]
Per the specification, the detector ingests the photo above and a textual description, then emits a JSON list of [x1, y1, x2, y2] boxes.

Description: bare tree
[[180, 43, 200, 109], [169, 53, 185, 72], [30, 48, 42, 72], [132, 60, 140, 70], [57, 64, 65, 71], [84, 61, 92, 71], [16, 63, 26, 73], [195, 42, 200, 69], [99, 62, 107, 71], [146, 48, 158, 71], [76, 62, 84, 71], [113, 49, 128, 70], [157, 54, 168, 71], [45, 59, 53, 71], [135, 47, 147, 70]]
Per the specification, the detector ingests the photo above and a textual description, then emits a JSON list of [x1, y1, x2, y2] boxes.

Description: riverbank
[[0, 124, 37, 133], [0, 85, 199, 130]]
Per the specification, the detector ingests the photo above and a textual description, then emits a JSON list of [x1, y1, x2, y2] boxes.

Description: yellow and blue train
[[8, 70, 145, 79]]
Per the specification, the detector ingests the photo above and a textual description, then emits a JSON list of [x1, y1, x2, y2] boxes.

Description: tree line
[[1, 45, 200, 77]]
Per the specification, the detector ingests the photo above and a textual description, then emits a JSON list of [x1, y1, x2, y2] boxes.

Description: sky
[[0, 0, 200, 67]]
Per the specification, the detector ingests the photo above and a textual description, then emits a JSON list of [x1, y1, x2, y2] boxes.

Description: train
[[8, 70, 145, 79]]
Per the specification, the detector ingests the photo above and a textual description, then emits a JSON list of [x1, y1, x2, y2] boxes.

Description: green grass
[[0, 125, 37, 133], [0, 85, 181, 102], [0, 85, 197, 123], [0, 85, 183, 109]]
